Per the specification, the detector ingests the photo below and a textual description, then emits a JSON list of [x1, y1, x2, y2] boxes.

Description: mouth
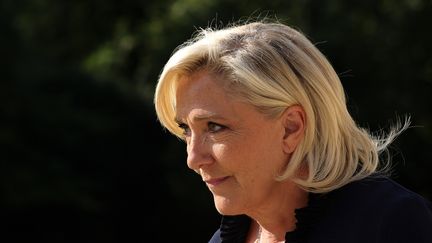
[[204, 176, 230, 186]]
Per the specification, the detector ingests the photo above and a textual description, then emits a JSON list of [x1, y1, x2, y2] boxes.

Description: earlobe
[[282, 105, 306, 154]]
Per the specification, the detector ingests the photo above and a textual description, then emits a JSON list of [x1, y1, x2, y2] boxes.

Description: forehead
[[177, 71, 220, 96], [176, 71, 227, 105], [176, 69, 232, 94], [175, 70, 254, 123]]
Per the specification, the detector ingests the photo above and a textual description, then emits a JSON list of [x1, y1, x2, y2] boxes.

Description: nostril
[[186, 136, 213, 170]]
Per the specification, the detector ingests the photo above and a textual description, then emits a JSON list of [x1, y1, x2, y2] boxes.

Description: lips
[[204, 176, 230, 186]]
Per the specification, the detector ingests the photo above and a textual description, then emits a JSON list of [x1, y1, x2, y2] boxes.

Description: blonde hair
[[154, 21, 409, 193]]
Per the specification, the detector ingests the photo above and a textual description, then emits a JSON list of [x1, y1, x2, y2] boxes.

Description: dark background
[[1, 0, 431, 242]]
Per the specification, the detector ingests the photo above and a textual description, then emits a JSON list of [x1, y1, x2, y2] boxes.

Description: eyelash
[[177, 122, 226, 137], [208, 122, 225, 133], [178, 123, 191, 137]]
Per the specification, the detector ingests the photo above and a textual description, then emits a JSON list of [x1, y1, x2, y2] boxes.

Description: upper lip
[[204, 176, 229, 183]]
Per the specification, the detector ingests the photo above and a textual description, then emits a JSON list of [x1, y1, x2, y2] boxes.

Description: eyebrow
[[175, 113, 226, 124]]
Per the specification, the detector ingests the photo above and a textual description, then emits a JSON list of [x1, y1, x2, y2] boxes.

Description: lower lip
[[206, 176, 230, 186]]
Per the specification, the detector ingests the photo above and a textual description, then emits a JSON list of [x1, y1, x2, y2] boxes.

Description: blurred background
[[1, 0, 431, 242]]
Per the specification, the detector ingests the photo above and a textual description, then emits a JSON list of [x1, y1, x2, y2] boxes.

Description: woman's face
[[175, 70, 291, 215]]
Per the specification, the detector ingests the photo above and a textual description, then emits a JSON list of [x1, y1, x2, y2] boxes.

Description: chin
[[213, 195, 241, 216]]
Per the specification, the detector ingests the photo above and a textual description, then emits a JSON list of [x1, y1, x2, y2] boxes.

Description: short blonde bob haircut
[[154, 21, 408, 193]]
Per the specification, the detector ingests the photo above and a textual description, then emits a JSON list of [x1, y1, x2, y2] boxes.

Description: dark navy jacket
[[209, 176, 432, 243]]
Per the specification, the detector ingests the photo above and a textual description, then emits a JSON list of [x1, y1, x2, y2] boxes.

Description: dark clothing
[[209, 176, 432, 243]]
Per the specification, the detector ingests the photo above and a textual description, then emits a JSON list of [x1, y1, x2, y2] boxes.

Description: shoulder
[[373, 179, 432, 242], [312, 176, 432, 242], [328, 176, 432, 218], [322, 175, 427, 204]]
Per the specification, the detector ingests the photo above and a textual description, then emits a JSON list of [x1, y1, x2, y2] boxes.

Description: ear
[[281, 105, 306, 154]]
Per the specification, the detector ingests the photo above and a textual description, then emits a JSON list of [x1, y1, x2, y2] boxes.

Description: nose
[[186, 134, 213, 171]]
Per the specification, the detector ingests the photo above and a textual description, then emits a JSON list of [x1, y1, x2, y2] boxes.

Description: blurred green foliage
[[1, 0, 431, 242]]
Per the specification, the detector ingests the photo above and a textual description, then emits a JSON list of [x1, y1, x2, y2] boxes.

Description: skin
[[175, 69, 308, 243]]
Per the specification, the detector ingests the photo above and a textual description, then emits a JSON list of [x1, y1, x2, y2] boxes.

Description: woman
[[154, 21, 432, 243]]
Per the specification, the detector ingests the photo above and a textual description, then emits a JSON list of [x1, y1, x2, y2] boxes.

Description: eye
[[208, 122, 225, 133], [178, 123, 191, 137]]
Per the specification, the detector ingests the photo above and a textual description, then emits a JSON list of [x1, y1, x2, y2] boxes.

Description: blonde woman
[[154, 21, 432, 243]]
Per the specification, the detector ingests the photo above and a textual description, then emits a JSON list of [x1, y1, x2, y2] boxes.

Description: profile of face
[[175, 69, 305, 216]]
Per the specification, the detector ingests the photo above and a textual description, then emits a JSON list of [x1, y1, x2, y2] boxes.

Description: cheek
[[242, 130, 286, 171], [211, 126, 284, 172], [211, 141, 251, 174], [212, 137, 272, 171], [211, 143, 240, 163]]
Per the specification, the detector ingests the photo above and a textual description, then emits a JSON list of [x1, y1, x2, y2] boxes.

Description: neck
[[248, 181, 309, 241]]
